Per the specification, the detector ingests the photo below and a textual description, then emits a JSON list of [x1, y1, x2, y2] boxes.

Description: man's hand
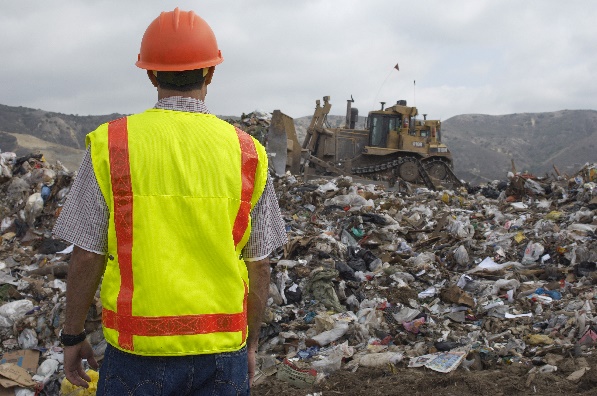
[[63, 339, 99, 388], [63, 247, 105, 387]]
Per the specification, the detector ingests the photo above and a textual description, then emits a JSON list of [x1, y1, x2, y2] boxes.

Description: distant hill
[[0, 104, 123, 149], [0, 104, 124, 172], [442, 110, 597, 183], [0, 103, 594, 183]]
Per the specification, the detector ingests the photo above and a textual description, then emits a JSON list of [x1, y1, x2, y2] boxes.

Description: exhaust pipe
[[345, 96, 354, 128]]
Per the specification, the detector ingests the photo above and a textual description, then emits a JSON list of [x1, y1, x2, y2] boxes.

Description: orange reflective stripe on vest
[[232, 126, 258, 246], [104, 117, 254, 351], [103, 283, 248, 339], [107, 117, 135, 350]]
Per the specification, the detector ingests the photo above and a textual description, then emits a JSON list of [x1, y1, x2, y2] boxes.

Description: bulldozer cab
[[366, 101, 446, 154], [365, 101, 429, 153], [368, 113, 402, 147]]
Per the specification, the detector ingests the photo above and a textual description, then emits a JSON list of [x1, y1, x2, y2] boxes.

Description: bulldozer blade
[[267, 110, 302, 176]]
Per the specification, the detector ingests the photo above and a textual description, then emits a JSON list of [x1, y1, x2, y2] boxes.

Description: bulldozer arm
[[268, 98, 344, 178], [267, 110, 302, 176]]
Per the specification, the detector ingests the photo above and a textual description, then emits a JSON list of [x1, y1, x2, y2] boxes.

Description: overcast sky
[[2, 1, 596, 121]]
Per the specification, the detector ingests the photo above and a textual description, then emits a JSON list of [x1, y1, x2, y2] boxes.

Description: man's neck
[[157, 85, 207, 101]]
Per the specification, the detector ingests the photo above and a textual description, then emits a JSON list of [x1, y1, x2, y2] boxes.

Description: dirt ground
[[253, 355, 597, 396]]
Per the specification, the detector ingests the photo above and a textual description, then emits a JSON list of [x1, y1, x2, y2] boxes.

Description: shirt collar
[[153, 96, 210, 114]]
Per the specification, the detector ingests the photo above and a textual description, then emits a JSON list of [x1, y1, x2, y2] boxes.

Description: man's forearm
[[246, 258, 270, 351], [64, 246, 106, 334]]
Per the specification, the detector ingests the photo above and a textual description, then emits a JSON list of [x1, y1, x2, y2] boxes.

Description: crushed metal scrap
[[0, 143, 596, 393]]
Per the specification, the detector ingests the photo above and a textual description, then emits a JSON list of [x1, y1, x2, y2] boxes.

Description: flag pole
[[372, 63, 399, 111]]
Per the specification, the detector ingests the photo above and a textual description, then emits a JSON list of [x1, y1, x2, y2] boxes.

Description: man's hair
[[155, 69, 206, 91]]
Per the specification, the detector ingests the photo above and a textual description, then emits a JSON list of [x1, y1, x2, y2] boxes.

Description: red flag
[[394, 63, 399, 71]]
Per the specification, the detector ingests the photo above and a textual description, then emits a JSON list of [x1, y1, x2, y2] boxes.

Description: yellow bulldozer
[[267, 96, 461, 190]]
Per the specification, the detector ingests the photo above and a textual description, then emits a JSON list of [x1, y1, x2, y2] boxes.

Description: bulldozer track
[[350, 156, 462, 190], [351, 156, 437, 190], [422, 157, 463, 187]]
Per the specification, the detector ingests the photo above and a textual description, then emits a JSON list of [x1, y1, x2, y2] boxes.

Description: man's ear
[[204, 67, 215, 86], [147, 70, 159, 88]]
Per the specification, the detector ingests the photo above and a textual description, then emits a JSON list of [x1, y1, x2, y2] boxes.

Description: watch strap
[[60, 330, 87, 346]]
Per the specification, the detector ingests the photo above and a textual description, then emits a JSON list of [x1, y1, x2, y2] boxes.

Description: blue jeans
[[97, 343, 249, 396]]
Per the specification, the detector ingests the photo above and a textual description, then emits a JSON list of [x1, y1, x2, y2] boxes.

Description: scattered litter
[[1, 149, 597, 392], [256, 164, 597, 390]]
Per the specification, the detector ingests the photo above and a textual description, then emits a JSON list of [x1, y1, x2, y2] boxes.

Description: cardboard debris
[[440, 285, 475, 307], [0, 363, 36, 388], [567, 367, 590, 382], [0, 350, 40, 374]]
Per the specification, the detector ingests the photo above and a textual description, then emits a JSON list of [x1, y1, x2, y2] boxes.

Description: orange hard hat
[[136, 8, 223, 71]]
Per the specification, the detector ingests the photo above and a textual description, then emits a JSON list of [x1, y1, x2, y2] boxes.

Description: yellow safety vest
[[86, 109, 268, 356]]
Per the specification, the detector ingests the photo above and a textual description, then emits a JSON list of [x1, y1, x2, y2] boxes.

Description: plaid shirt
[[53, 96, 287, 261]]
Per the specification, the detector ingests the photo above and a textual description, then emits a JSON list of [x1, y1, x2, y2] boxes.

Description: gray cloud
[[1, 0, 596, 121]]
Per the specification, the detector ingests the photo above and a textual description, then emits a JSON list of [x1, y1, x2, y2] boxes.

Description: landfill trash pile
[[253, 164, 597, 395], [0, 151, 88, 395], [225, 110, 272, 145], [0, 145, 596, 395]]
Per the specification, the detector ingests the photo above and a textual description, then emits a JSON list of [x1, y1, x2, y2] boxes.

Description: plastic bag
[[60, 369, 99, 395], [18, 328, 38, 349], [276, 271, 291, 305], [324, 193, 372, 208], [454, 245, 470, 266], [492, 279, 520, 296], [311, 347, 344, 374], [341, 229, 358, 248], [409, 252, 436, 268], [25, 193, 44, 226], [358, 352, 403, 367], [524, 179, 545, 195], [309, 322, 349, 346], [15, 389, 36, 396], [447, 219, 475, 239], [1, 217, 14, 233], [317, 181, 338, 192], [7, 177, 30, 195], [33, 358, 59, 382], [0, 152, 16, 178], [0, 300, 34, 327], [522, 241, 545, 264], [390, 306, 420, 323]]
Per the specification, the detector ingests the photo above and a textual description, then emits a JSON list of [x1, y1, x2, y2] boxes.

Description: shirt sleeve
[[242, 176, 288, 261], [52, 148, 109, 254]]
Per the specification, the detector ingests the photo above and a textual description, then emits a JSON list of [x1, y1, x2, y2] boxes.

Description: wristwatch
[[59, 329, 87, 346]]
